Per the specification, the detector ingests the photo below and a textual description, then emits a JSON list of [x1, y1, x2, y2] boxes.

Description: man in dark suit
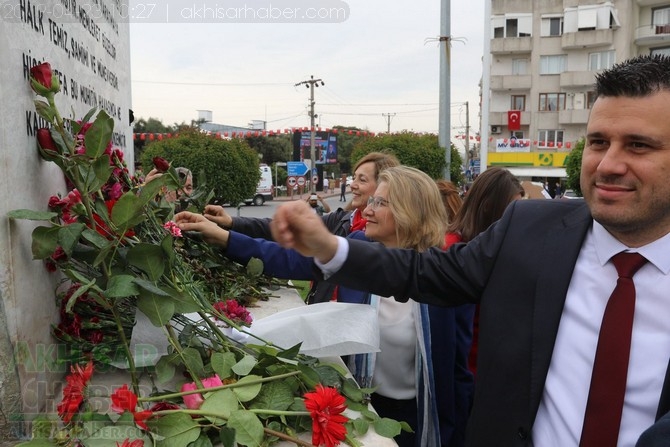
[[270, 54, 670, 446]]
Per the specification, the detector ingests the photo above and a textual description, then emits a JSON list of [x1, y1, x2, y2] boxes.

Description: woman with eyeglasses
[[175, 166, 469, 447], [201, 151, 400, 305]]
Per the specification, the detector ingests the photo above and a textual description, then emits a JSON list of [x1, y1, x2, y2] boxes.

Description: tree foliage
[[565, 138, 585, 196], [244, 135, 293, 165], [140, 129, 261, 205], [350, 132, 464, 184]]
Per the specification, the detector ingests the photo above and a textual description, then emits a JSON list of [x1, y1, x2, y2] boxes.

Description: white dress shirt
[[533, 222, 670, 446], [320, 227, 670, 446]]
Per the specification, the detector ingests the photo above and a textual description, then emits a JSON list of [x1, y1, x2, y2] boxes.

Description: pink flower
[[163, 221, 182, 238], [106, 182, 123, 201], [180, 374, 224, 409], [213, 299, 253, 326]]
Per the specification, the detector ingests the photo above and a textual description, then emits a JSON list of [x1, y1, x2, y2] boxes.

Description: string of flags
[[132, 127, 378, 141]]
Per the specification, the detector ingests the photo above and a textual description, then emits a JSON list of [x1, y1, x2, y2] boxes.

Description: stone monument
[[0, 0, 131, 439]]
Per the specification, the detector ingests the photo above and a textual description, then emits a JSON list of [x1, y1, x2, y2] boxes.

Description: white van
[[244, 164, 274, 206]]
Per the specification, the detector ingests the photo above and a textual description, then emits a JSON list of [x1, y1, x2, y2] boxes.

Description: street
[[222, 191, 352, 220]]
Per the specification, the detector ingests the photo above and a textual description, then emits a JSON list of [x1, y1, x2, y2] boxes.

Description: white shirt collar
[[592, 221, 670, 274]]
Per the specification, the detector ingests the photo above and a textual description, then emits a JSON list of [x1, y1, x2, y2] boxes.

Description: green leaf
[[138, 176, 166, 204], [211, 352, 236, 379], [246, 257, 264, 277], [146, 412, 200, 447], [155, 354, 177, 383], [372, 417, 403, 438], [232, 355, 257, 377], [189, 433, 214, 447], [232, 374, 262, 402], [137, 289, 174, 327], [15, 441, 57, 447], [84, 110, 114, 158], [58, 223, 86, 257], [200, 388, 238, 423], [65, 278, 97, 314], [31, 226, 59, 259], [341, 377, 365, 402], [313, 364, 342, 388], [181, 347, 206, 377], [161, 234, 176, 264], [111, 190, 143, 228], [219, 427, 236, 447], [81, 228, 112, 249], [7, 209, 58, 221], [30, 416, 54, 439], [227, 410, 264, 447], [33, 99, 55, 123], [167, 288, 201, 313], [79, 155, 113, 193], [352, 418, 370, 436], [133, 278, 170, 296], [127, 243, 166, 281], [248, 380, 294, 411], [104, 274, 140, 298]]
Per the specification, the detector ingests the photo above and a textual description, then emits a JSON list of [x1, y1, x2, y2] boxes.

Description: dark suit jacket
[[324, 199, 670, 446]]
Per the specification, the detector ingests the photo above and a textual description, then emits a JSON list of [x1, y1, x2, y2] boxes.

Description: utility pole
[[438, 0, 451, 180], [464, 101, 470, 174], [295, 75, 324, 193], [382, 113, 396, 133]]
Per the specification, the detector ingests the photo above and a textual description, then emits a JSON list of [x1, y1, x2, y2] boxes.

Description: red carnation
[[304, 385, 348, 447], [117, 439, 144, 447], [152, 157, 170, 173], [57, 360, 94, 423], [111, 384, 151, 430]]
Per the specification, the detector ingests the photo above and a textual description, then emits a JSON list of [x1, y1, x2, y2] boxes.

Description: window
[[511, 131, 525, 139], [587, 91, 597, 109], [492, 14, 532, 38], [540, 55, 566, 74], [511, 95, 526, 111], [653, 6, 670, 26], [589, 50, 615, 70], [651, 47, 670, 57], [541, 17, 563, 36], [578, 8, 597, 30], [539, 93, 566, 111], [538, 130, 564, 148], [512, 58, 528, 75]]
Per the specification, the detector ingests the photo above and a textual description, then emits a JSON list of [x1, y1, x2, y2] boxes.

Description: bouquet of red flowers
[[10, 63, 406, 447]]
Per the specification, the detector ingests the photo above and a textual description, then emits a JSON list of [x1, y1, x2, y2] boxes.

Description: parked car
[[561, 189, 581, 199]]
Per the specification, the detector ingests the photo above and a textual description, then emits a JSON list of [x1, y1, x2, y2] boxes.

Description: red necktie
[[580, 252, 648, 447]]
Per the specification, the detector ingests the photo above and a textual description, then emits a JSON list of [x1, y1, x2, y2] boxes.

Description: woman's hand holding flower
[[175, 211, 230, 247]]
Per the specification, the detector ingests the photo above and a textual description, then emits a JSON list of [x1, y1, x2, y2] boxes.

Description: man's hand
[[270, 201, 339, 263], [175, 211, 230, 247], [204, 205, 233, 229], [144, 168, 162, 184]]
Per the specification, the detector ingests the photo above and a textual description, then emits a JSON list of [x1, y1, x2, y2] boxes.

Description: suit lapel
[[528, 204, 593, 419]]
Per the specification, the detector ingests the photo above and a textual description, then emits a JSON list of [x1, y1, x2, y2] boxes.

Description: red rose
[[152, 157, 170, 173], [37, 128, 58, 152], [29, 63, 60, 96]]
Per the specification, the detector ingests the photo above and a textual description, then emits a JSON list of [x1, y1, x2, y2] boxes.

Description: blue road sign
[[287, 161, 310, 176]]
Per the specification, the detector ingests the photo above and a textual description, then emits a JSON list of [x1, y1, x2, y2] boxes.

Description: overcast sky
[[128, 0, 484, 141]]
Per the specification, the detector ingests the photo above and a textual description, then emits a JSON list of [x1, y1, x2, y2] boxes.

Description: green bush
[[140, 129, 261, 205]]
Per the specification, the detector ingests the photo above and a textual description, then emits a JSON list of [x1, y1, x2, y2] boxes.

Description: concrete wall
[[0, 0, 131, 439]]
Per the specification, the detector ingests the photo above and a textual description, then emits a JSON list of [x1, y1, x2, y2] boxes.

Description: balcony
[[558, 109, 590, 125], [636, 0, 669, 6], [560, 71, 597, 88], [488, 111, 531, 127], [635, 24, 670, 47], [561, 28, 614, 49], [490, 36, 532, 54], [490, 75, 532, 91]]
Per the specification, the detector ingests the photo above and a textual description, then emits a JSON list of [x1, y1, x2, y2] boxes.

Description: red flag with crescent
[[508, 110, 521, 131]]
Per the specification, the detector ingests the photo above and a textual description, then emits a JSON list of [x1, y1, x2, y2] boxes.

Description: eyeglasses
[[366, 196, 390, 210]]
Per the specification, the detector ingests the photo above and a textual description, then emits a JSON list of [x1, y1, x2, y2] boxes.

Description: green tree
[[350, 132, 464, 184], [140, 128, 260, 205], [245, 135, 293, 165], [565, 138, 585, 196]]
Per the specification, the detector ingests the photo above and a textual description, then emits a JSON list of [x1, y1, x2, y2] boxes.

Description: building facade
[[483, 0, 670, 183]]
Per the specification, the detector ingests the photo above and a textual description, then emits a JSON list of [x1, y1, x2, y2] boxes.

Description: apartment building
[[482, 0, 670, 182]]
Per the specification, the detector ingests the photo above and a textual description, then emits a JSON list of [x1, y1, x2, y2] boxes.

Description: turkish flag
[[508, 110, 521, 130]]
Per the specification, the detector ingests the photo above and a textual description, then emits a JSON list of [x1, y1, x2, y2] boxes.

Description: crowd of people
[[161, 55, 670, 446]]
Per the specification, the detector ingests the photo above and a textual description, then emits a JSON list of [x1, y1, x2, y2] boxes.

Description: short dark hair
[[595, 54, 670, 98]]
